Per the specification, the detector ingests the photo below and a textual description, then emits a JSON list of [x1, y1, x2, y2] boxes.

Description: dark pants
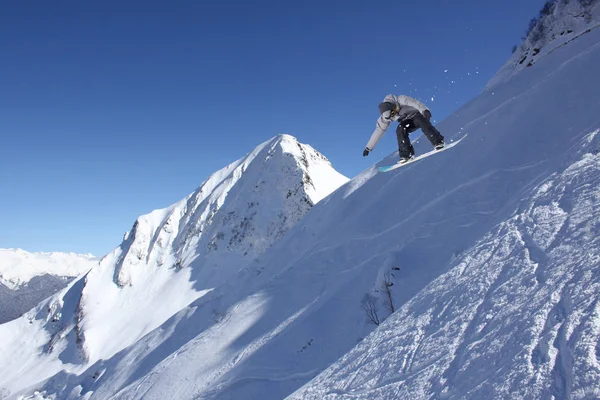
[[396, 113, 444, 158]]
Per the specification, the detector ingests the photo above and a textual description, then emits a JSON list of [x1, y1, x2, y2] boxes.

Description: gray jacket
[[365, 94, 429, 152]]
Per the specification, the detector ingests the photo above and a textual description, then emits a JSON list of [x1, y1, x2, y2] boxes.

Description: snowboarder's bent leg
[[412, 113, 444, 147], [396, 124, 414, 159]]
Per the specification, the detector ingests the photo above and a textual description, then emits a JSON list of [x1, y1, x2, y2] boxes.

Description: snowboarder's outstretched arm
[[364, 116, 391, 155]]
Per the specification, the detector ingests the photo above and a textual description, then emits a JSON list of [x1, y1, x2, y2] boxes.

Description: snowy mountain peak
[[487, 0, 600, 88], [84, 133, 347, 360], [0, 134, 348, 384], [108, 133, 347, 288], [270, 133, 343, 203]]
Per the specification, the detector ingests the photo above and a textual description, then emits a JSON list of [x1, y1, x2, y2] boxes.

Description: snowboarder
[[363, 94, 445, 163]]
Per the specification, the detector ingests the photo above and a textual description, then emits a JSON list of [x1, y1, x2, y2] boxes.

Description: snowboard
[[378, 134, 468, 172]]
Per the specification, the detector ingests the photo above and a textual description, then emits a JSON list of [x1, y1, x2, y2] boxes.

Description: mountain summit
[[109, 133, 347, 290], [0, 134, 348, 394]]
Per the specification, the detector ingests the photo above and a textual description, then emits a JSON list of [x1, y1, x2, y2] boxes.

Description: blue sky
[[1, 0, 548, 256]]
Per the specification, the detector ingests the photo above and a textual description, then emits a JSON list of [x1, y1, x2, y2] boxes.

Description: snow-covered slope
[[488, 0, 600, 89], [4, 5, 600, 399], [0, 134, 347, 396], [291, 133, 600, 399], [0, 249, 96, 324]]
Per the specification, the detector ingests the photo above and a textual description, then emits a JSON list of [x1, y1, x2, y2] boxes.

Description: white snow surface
[[3, 8, 600, 400], [291, 141, 600, 400]]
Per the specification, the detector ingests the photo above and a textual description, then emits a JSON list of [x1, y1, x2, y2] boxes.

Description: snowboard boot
[[399, 154, 414, 164], [434, 141, 445, 150]]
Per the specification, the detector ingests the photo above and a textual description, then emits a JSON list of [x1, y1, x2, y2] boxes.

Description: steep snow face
[[0, 134, 347, 394], [487, 0, 600, 89], [291, 132, 600, 399], [0, 249, 97, 323]]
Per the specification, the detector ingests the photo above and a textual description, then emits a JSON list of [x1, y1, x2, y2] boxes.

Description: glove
[[363, 148, 370, 157], [423, 110, 432, 120]]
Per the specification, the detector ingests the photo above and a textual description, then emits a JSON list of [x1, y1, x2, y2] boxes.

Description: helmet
[[378, 102, 395, 114], [378, 102, 398, 121]]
